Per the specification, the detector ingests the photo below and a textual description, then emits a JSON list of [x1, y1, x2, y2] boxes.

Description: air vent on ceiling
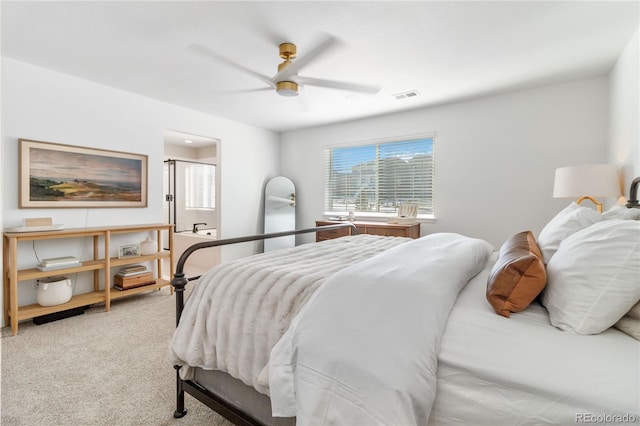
[[392, 90, 420, 100]]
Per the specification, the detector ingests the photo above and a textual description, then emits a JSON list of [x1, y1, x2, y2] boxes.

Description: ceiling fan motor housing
[[276, 80, 299, 97]]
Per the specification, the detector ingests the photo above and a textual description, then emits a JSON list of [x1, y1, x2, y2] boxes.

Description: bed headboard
[[626, 177, 640, 208]]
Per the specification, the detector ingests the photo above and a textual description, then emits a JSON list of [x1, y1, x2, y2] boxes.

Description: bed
[[169, 187, 640, 425]]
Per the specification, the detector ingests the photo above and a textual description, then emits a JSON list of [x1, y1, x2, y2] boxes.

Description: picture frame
[[118, 244, 140, 259], [19, 139, 148, 208]]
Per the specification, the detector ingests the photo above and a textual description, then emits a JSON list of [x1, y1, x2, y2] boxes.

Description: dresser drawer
[[316, 224, 351, 241], [364, 226, 408, 237], [316, 220, 420, 241]]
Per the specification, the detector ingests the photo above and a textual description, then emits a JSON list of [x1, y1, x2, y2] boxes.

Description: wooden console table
[[3, 223, 174, 335], [315, 220, 420, 242]]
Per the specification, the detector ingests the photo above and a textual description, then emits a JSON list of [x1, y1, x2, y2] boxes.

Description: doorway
[[163, 130, 221, 277]]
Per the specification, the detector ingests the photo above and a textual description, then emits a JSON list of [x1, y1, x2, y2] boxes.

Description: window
[[185, 163, 216, 210], [324, 135, 434, 217]]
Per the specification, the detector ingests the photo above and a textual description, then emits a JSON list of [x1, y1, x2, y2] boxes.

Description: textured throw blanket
[[269, 233, 493, 425], [168, 234, 410, 395]]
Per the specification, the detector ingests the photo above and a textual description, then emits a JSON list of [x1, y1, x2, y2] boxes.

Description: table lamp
[[553, 164, 620, 213]]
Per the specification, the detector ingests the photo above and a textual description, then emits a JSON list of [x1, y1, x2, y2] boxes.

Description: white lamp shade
[[553, 164, 620, 198]]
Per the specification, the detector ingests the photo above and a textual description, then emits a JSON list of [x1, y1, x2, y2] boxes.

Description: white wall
[[164, 143, 217, 162], [609, 28, 640, 190], [281, 78, 609, 248], [1, 58, 279, 313]]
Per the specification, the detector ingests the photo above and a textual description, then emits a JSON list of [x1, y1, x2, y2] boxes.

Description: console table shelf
[[3, 223, 174, 335], [17, 260, 105, 281], [16, 291, 104, 321]]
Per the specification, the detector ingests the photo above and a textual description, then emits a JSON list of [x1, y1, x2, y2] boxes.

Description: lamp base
[[576, 196, 603, 213]]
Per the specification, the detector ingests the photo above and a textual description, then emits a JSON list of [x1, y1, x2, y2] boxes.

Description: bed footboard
[[171, 223, 357, 424]]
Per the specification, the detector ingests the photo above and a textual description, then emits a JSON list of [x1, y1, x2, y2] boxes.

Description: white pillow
[[601, 204, 640, 220], [624, 208, 640, 220], [542, 220, 640, 335], [602, 204, 628, 220], [537, 202, 603, 264]]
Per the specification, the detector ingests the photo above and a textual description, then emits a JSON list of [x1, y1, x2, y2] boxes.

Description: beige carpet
[[1, 287, 233, 426]]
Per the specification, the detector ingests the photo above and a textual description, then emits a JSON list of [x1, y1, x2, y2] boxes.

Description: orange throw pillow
[[487, 231, 547, 317]]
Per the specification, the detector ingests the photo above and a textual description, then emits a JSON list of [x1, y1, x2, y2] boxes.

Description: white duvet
[[269, 233, 493, 425], [169, 234, 409, 394]]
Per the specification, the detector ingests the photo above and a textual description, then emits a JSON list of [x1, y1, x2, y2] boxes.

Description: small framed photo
[[118, 244, 140, 259]]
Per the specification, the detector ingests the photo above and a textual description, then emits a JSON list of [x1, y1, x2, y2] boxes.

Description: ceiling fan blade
[[219, 87, 273, 95], [272, 33, 343, 83], [297, 76, 381, 94], [188, 43, 275, 88]]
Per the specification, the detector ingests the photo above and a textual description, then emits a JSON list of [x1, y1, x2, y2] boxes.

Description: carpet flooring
[[1, 287, 233, 426]]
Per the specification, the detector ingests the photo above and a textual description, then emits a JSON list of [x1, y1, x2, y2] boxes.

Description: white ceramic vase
[[139, 237, 157, 255]]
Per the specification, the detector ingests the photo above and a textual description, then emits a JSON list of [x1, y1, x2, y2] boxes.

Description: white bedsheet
[[269, 233, 493, 425], [429, 252, 640, 426]]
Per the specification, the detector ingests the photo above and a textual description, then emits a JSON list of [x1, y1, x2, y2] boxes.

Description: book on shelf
[[117, 264, 149, 276], [37, 261, 82, 272], [40, 256, 79, 267]]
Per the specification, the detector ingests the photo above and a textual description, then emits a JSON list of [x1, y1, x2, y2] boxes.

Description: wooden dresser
[[315, 220, 420, 242]]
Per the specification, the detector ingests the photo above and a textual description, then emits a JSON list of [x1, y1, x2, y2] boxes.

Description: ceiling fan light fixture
[[276, 81, 299, 97]]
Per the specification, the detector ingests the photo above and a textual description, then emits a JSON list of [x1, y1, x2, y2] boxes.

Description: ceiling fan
[[188, 34, 381, 97]]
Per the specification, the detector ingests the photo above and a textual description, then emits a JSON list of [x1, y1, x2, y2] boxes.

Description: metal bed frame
[[170, 223, 358, 425]]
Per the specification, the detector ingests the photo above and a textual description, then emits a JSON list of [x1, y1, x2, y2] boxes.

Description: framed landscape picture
[[19, 139, 148, 208]]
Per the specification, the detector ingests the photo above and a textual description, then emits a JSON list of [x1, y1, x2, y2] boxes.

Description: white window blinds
[[185, 163, 216, 210], [324, 136, 434, 217]]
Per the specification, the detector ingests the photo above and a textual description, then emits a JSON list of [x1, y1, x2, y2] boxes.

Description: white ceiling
[[2, 1, 638, 133]]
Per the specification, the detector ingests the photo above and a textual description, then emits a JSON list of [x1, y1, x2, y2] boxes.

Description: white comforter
[[269, 233, 493, 425], [168, 234, 409, 394]]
